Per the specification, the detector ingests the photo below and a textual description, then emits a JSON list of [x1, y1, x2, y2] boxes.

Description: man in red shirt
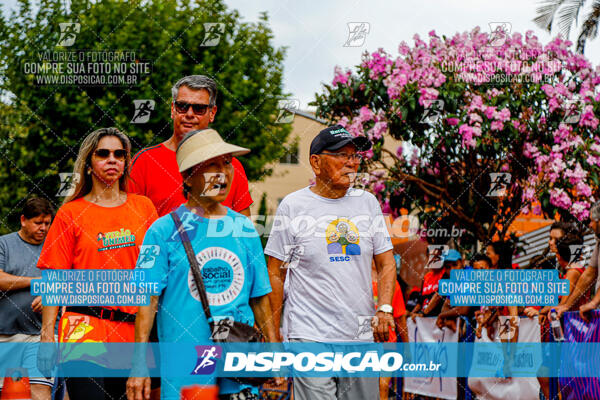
[[129, 75, 253, 216]]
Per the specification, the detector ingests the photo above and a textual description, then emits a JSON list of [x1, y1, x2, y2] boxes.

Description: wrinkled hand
[[126, 377, 151, 400], [579, 302, 597, 323], [36, 340, 57, 378], [31, 296, 42, 313], [373, 311, 394, 342], [523, 307, 539, 319]]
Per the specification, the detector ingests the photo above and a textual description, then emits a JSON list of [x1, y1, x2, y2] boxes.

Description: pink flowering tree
[[313, 28, 600, 248]]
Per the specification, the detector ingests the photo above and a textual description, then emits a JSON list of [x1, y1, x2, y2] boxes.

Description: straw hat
[[176, 129, 250, 172]]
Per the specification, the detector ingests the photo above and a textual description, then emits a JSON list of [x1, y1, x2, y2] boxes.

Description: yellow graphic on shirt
[[59, 316, 107, 366], [97, 227, 136, 252], [325, 218, 361, 255], [61, 316, 96, 342]]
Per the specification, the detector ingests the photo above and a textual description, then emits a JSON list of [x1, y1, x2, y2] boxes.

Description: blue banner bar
[[2, 342, 600, 378]]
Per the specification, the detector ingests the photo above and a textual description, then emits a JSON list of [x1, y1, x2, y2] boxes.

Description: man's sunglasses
[[94, 149, 127, 160], [174, 101, 213, 116]]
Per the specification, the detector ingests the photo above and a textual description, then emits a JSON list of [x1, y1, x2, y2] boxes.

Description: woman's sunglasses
[[94, 149, 127, 160], [173, 101, 212, 116]]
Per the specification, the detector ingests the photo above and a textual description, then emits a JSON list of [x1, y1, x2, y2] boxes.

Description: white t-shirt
[[265, 186, 393, 342]]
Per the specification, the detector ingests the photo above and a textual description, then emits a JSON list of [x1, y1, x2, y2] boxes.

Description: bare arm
[[251, 293, 287, 385], [558, 269, 582, 307], [410, 303, 423, 321], [0, 270, 34, 291], [537, 270, 581, 316], [558, 266, 597, 316], [423, 293, 444, 315], [238, 207, 251, 218], [506, 307, 519, 343], [127, 296, 158, 400], [438, 306, 472, 319], [250, 295, 278, 342], [507, 306, 519, 316], [132, 296, 158, 371], [37, 305, 60, 378], [41, 306, 59, 342], [266, 256, 286, 341], [134, 296, 158, 344], [373, 250, 395, 308], [373, 250, 396, 342]]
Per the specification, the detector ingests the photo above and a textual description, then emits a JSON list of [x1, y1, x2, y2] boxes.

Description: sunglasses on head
[[94, 149, 127, 160], [174, 101, 212, 116]]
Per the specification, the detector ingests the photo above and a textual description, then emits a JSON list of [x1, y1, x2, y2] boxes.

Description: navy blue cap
[[310, 124, 372, 155]]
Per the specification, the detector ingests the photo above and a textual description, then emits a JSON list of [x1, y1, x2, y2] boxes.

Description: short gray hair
[[171, 75, 217, 105], [591, 201, 600, 221]]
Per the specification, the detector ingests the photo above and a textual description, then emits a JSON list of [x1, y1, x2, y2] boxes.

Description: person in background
[[523, 226, 579, 400], [129, 75, 253, 217], [471, 253, 492, 270], [525, 230, 587, 321], [555, 204, 600, 321], [0, 197, 54, 400], [485, 241, 519, 319], [405, 287, 421, 313], [410, 249, 462, 320], [474, 242, 519, 342], [435, 251, 475, 332], [469, 253, 503, 341], [37, 128, 158, 400], [548, 221, 578, 257], [485, 241, 514, 269], [371, 262, 407, 400], [471, 253, 493, 331]]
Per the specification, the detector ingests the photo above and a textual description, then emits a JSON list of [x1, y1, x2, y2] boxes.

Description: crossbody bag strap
[[170, 211, 214, 328]]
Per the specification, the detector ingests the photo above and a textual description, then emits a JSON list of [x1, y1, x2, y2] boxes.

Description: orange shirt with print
[[37, 194, 158, 343]]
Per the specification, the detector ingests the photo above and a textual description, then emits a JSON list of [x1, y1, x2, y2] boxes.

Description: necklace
[[88, 192, 126, 206]]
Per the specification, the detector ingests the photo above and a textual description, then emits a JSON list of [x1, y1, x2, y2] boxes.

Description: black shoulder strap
[[170, 211, 214, 328]]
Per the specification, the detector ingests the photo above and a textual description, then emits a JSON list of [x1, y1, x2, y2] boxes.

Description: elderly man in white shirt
[[265, 124, 397, 400]]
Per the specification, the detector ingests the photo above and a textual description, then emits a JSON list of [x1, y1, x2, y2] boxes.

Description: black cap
[[309, 124, 372, 155]]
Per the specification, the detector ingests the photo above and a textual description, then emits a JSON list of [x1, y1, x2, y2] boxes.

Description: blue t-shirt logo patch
[[191, 345, 222, 375], [187, 247, 245, 306]]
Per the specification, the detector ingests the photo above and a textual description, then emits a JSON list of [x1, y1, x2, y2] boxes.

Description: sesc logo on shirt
[[326, 218, 361, 263]]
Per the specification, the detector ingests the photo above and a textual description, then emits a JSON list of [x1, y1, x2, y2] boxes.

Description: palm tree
[[534, 0, 600, 53]]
